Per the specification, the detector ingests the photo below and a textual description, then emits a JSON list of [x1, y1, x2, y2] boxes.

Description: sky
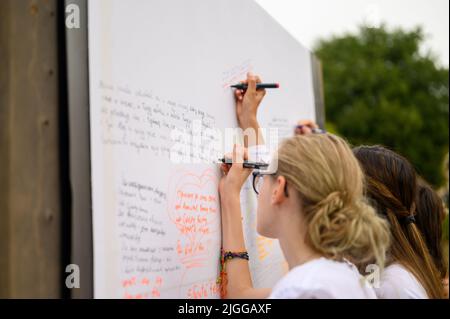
[[255, 0, 449, 67]]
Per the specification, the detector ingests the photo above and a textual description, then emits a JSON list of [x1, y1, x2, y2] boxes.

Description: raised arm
[[218, 145, 271, 299], [234, 72, 266, 147]]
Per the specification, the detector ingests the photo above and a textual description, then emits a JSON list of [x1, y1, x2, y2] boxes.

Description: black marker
[[219, 158, 269, 170], [231, 83, 280, 90]]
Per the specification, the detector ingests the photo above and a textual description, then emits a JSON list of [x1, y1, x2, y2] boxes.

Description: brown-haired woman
[[416, 178, 448, 296], [353, 146, 445, 299]]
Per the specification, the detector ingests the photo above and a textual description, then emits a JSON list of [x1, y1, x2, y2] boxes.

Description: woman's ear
[[271, 176, 288, 205]]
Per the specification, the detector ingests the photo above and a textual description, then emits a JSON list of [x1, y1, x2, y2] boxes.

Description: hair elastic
[[403, 215, 416, 225]]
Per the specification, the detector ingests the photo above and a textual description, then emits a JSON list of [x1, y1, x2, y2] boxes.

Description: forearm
[[240, 117, 265, 148], [220, 192, 254, 298]]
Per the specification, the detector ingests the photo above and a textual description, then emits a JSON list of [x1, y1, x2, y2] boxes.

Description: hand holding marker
[[231, 83, 280, 90], [295, 120, 326, 135], [218, 157, 269, 170], [220, 79, 278, 169], [232, 82, 326, 134]]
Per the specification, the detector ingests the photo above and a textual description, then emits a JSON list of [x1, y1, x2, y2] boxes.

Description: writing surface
[[89, 0, 316, 298]]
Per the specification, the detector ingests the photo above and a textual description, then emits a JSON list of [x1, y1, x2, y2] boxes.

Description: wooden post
[[0, 0, 62, 298]]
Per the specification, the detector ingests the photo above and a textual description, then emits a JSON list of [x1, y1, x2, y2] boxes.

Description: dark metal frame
[[65, 0, 92, 298], [311, 53, 326, 128]]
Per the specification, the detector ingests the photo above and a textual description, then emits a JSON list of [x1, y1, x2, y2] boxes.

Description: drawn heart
[[167, 168, 221, 267]]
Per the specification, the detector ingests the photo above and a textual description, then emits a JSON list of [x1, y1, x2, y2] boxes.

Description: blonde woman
[[217, 73, 390, 299]]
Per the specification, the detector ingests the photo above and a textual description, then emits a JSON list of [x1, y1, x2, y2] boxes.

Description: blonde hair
[[277, 134, 390, 269]]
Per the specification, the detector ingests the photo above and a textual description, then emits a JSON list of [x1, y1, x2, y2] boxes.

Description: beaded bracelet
[[217, 248, 249, 298]]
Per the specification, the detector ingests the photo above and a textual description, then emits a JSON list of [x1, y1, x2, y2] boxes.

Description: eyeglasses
[[252, 171, 289, 197]]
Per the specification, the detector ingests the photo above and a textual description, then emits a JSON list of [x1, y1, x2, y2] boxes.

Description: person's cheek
[[256, 179, 273, 237], [256, 197, 267, 236]]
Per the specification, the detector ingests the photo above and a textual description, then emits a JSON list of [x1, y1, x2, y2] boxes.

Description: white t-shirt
[[268, 257, 377, 299], [374, 263, 428, 299]]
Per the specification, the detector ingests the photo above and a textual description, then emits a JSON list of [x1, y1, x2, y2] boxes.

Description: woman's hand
[[295, 119, 319, 135], [235, 72, 266, 131], [219, 145, 252, 200]]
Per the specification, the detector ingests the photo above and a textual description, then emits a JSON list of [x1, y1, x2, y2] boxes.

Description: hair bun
[[316, 191, 345, 213]]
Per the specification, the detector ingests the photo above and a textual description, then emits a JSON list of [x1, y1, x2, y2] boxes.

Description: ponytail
[[354, 145, 445, 299]]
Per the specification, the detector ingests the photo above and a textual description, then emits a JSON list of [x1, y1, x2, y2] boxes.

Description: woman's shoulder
[[269, 257, 377, 299], [375, 263, 428, 299]]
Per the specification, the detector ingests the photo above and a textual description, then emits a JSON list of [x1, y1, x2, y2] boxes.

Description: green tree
[[315, 25, 449, 187]]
